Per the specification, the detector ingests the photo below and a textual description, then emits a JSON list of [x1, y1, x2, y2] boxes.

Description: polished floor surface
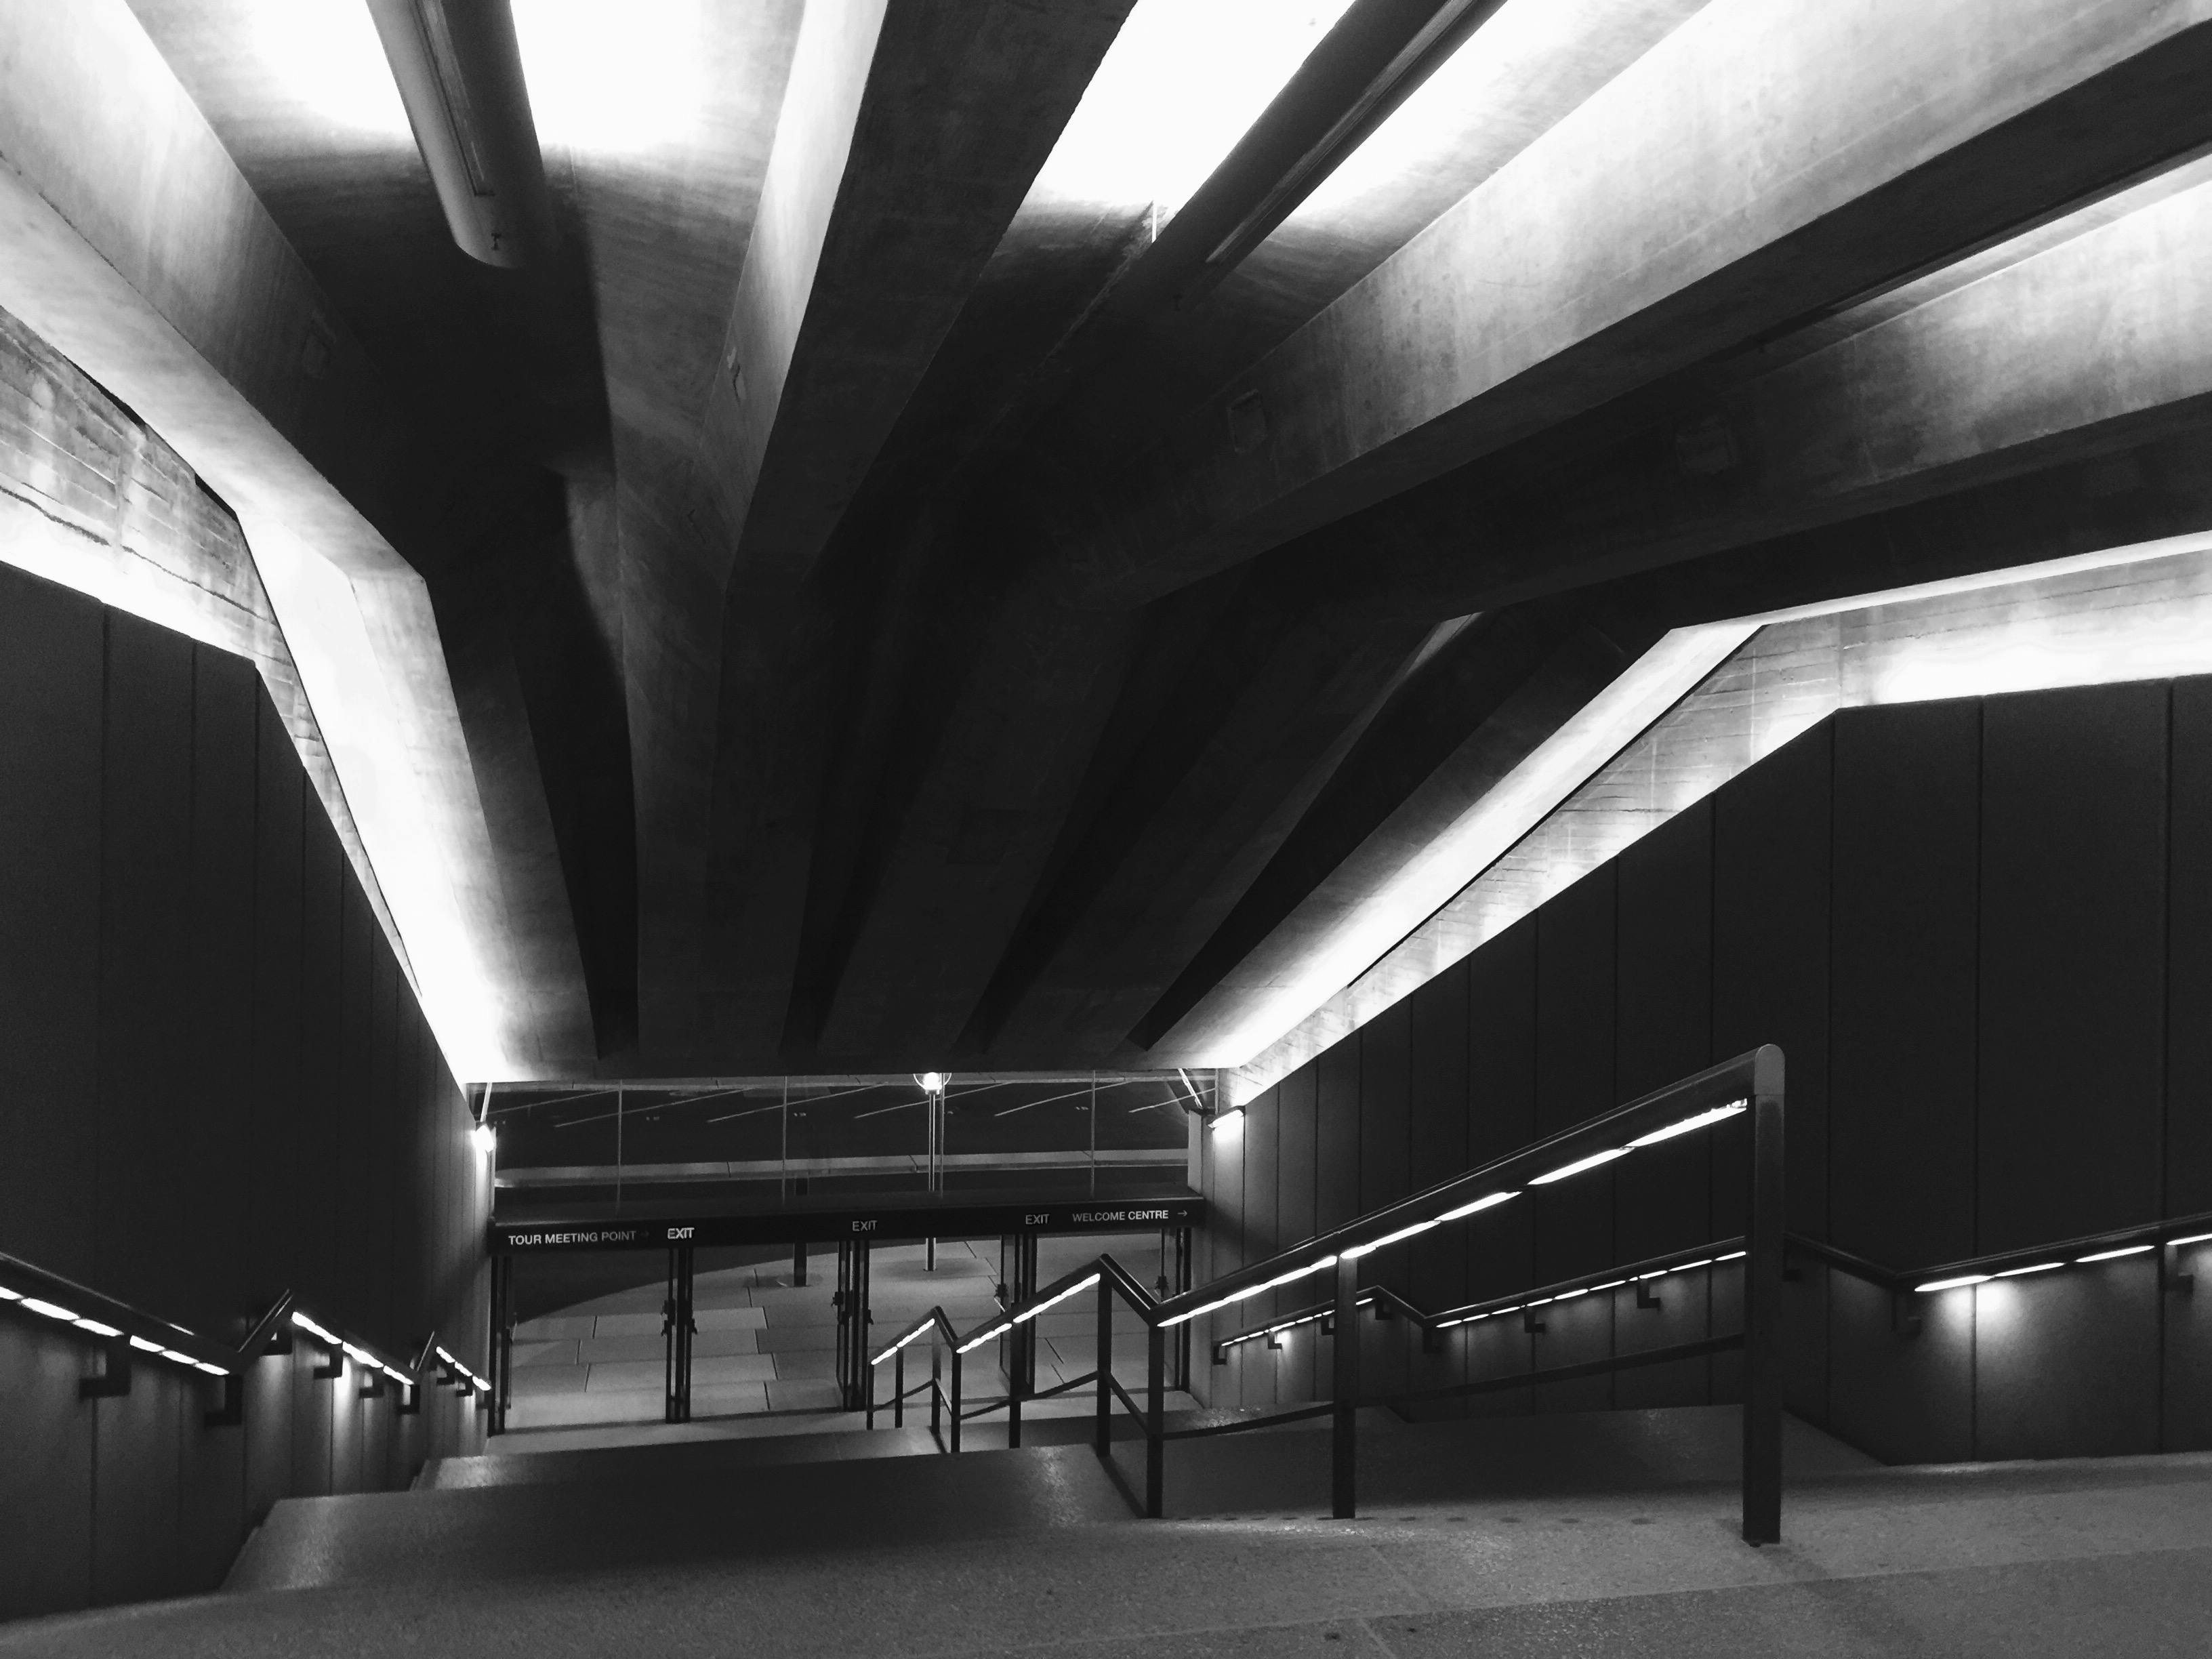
[[5, 1405, 2209, 1656], [507, 1235, 1185, 1431]]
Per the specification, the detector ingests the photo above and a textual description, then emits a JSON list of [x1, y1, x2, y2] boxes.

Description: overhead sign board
[[491, 1197, 1204, 1254]]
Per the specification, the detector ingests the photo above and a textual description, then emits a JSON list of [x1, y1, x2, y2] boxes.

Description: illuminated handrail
[[863, 1047, 1785, 1540], [0, 1247, 490, 1419], [1788, 1210, 2212, 1326], [1155, 1048, 1776, 1328], [1207, 1237, 1750, 1360]]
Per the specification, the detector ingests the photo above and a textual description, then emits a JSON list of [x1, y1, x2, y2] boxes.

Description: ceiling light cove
[[1028, 0, 1355, 220], [510, 0, 706, 159]]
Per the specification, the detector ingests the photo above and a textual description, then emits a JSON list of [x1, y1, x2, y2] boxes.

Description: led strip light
[[0, 1282, 229, 1376], [1181, 1103, 1747, 1338], [1914, 1231, 2211, 1294]]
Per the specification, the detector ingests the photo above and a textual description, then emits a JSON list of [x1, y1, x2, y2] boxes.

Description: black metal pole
[[663, 1246, 678, 1424], [1332, 1250, 1358, 1519], [1095, 1276, 1112, 1457], [1742, 1050, 1786, 1544], [951, 1348, 963, 1455], [1145, 1320, 1164, 1517], [677, 1242, 695, 1423], [894, 1346, 904, 1429]]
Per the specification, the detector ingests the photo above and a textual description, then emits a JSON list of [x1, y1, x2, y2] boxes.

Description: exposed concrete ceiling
[[7, 0, 2210, 1082]]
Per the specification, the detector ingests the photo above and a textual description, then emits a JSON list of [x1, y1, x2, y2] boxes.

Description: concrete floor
[[4, 1406, 2208, 1656]]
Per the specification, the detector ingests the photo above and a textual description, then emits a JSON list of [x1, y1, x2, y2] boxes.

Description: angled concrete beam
[[1311, 163, 2212, 619], [1069, 0, 2212, 602], [697, 0, 1134, 590], [0, 0, 592, 1075], [1157, 165, 2212, 1069]]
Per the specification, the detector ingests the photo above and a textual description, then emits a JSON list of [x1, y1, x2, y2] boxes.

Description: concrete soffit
[[0, 0, 550, 1079], [1221, 529, 2212, 1103]]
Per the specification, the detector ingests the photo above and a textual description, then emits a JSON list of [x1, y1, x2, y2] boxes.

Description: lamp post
[[918, 1072, 947, 1269]]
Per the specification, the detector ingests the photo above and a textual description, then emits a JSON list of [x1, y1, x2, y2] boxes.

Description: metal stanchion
[[1742, 1047, 1786, 1544], [1332, 1250, 1357, 1518]]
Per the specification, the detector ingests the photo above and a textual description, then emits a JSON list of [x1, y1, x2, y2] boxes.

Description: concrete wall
[[1197, 678, 2212, 1463], [0, 558, 490, 1620]]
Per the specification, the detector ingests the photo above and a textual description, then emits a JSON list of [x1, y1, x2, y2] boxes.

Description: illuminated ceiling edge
[[1222, 528, 2212, 1104], [1180, 622, 1755, 1068]]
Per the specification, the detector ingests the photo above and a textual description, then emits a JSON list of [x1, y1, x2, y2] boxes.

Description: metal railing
[[865, 1046, 1786, 1542], [0, 1248, 490, 1425], [1788, 1209, 2212, 1333]]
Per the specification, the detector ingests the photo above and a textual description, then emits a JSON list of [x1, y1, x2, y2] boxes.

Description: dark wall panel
[[2171, 680, 2212, 1220], [0, 561, 485, 1621], [1466, 918, 1537, 1304], [1314, 1038, 1360, 1233], [1829, 701, 1981, 1267], [96, 615, 197, 1319], [187, 647, 260, 1334], [1277, 1065, 1319, 1401], [1200, 675, 2212, 1462], [1977, 684, 2167, 1251], [1613, 803, 1714, 1265], [1712, 720, 1832, 1242], [0, 1321, 95, 1616], [1534, 866, 1616, 1286], [0, 569, 104, 1281], [249, 725, 304, 1318], [1406, 965, 1470, 1315]]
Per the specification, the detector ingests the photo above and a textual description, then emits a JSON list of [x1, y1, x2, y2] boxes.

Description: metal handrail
[[1207, 1237, 1750, 1359], [862, 1046, 1786, 1540], [0, 1247, 489, 1423]]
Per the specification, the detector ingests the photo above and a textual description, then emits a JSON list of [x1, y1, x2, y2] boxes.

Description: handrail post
[[894, 1347, 904, 1429], [1009, 1318, 1024, 1450], [1095, 1272, 1112, 1458], [1332, 1250, 1357, 1519], [951, 1348, 963, 1456], [930, 1347, 941, 1441], [1742, 1049, 1786, 1544], [1145, 1316, 1164, 1518]]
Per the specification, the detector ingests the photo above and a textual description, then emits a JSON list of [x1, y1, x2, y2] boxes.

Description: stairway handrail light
[[1436, 1191, 1517, 1221], [2076, 1244, 2153, 1263], [290, 1311, 340, 1346], [1013, 1274, 1101, 1324], [1626, 1101, 1749, 1147], [1914, 1273, 1991, 1292], [2172, 1231, 2212, 1248], [24, 1297, 78, 1323], [73, 1317, 121, 1338], [1995, 1261, 2064, 1277], [1343, 1220, 1437, 1258], [1530, 1146, 1631, 1185]]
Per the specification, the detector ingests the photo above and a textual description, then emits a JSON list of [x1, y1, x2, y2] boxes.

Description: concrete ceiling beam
[[1132, 166, 2212, 1065], [0, 0, 594, 1076], [664, 0, 1135, 1065], [1134, 605, 1651, 1056], [1065, 0, 2212, 605], [695, 0, 1136, 594], [958, 593, 1439, 1064], [1302, 163, 2212, 623]]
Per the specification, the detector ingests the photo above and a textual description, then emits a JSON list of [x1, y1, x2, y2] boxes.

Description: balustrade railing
[[865, 1046, 1787, 1542]]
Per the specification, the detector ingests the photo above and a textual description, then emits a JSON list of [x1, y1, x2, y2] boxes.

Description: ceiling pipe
[[366, 0, 554, 268]]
